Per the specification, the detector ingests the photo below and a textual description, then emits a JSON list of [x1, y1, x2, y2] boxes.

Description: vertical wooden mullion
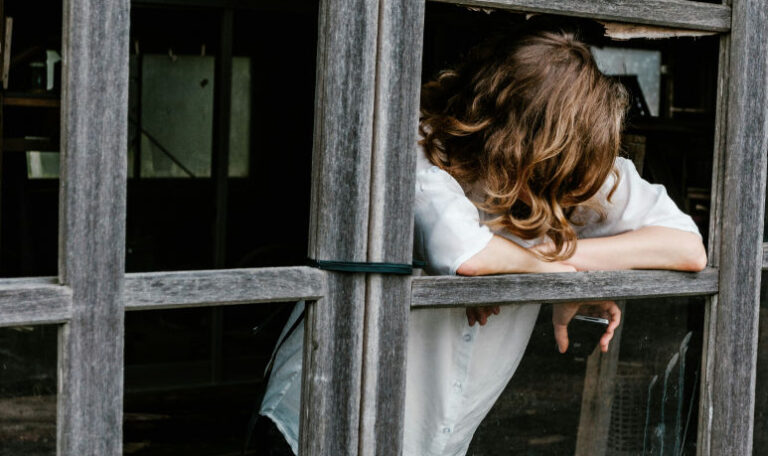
[[696, 28, 730, 456], [301, 0, 379, 454], [57, 0, 130, 455], [358, 0, 424, 455], [707, 0, 768, 453]]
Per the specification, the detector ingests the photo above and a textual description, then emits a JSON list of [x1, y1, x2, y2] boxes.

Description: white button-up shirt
[[260, 147, 700, 456]]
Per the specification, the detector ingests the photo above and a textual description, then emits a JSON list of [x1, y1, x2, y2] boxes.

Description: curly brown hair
[[419, 29, 629, 261]]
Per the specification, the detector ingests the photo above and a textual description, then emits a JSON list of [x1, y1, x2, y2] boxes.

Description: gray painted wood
[[123, 266, 326, 310], [302, 0, 379, 453], [574, 302, 625, 456], [708, 0, 768, 453], [307, 0, 377, 263], [358, 0, 424, 455], [432, 0, 730, 32], [411, 269, 718, 308], [57, 0, 130, 454], [0, 278, 72, 327], [698, 33, 731, 456], [300, 273, 368, 456]]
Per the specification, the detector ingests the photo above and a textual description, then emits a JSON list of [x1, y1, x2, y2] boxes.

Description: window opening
[[0, 325, 58, 456]]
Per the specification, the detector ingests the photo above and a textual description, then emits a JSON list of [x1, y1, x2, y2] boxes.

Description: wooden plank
[[57, 0, 130, 454], [123, 266, 326, 310], [708, 0, 768, 452], [411, 269, 719, 308], [574, 302, 625, 456], [0, 278, 72, 327], [697, 31, 731, 456], [3, 96, 60, 108], [301, 0, 379, 454], [431, 0, 731, 32], [357, 0, 423, 455]]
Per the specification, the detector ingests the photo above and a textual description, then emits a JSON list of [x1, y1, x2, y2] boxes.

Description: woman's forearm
[[456, 235, 575, 276], [562, 226, 707, 272]]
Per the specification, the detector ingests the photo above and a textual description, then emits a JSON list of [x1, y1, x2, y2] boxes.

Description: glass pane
[[466, 298, 704, 455], [123, 301, 299, 455], [140, 54, 214, 178], [0, 0, 62, 277], [0, 325, 58, 456]]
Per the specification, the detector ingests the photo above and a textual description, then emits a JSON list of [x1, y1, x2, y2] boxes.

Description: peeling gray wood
[[0, 278, 72, 327], [358, 0, 424, 455], [57, 0, 130, 455], [600, 21, 716, 40], [433, 0, 731, 32], [123, 267, 326, 310], [301, 0, 379, 453], [411, 269, 718, 308], [709, 0, 768, 453]]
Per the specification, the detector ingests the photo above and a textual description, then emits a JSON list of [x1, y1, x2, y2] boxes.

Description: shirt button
[[453, 381, 462, 392], [442, 427, 451, 434], [463, 334, 472, 342]]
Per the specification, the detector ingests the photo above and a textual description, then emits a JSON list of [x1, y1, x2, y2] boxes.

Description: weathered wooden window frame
[[0, 0, 764, 454]]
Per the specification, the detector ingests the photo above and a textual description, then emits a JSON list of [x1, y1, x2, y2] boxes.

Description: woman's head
[[420, 27, 629, 261]]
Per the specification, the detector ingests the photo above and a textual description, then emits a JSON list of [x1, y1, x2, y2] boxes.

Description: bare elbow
[[681, 239, 708, 272], [456, 259, 481, 276]]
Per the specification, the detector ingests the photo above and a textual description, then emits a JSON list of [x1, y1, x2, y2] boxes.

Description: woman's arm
[[456, 235, 576, 276], [458, 235, 577, 326], [537, 226, 707, 272]]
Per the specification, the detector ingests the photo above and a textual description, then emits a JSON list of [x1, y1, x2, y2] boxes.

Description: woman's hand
[[552, 300, 621, 353], [466, 306, 500, 326]]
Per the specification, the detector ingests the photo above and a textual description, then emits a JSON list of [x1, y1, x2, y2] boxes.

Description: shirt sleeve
[[577, 157, 701, 239], [413, 165, 494, 276]]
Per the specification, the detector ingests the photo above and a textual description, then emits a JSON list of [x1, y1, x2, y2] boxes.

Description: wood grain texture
[[709, 0, 768, 453], [307, 0, 378, 263], [123, 266, 326, 310], [431, 0, 731, 32], [0, 278, 72, 327], [411, 269, 718, 308], [358, 0, 424, 455], [697, 33, 731, 456], [57, 0, 130, 454], [300, 274, 367, 456], [302, 0, 379, 453]]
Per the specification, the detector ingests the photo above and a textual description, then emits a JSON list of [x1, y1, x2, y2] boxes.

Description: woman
[[260, 25, 706, 456]]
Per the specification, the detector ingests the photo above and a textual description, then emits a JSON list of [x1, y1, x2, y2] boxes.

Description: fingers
[[466, 306, 501, 326], [554, 323, 569, 353], [600, 301, 621, 352]]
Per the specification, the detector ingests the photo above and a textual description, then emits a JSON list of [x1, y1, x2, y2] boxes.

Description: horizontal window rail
[[0, 277, 73, 327], [411, 268, 718, 308], [124, 266, 326, 310], [431, 0, 730, 32]]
